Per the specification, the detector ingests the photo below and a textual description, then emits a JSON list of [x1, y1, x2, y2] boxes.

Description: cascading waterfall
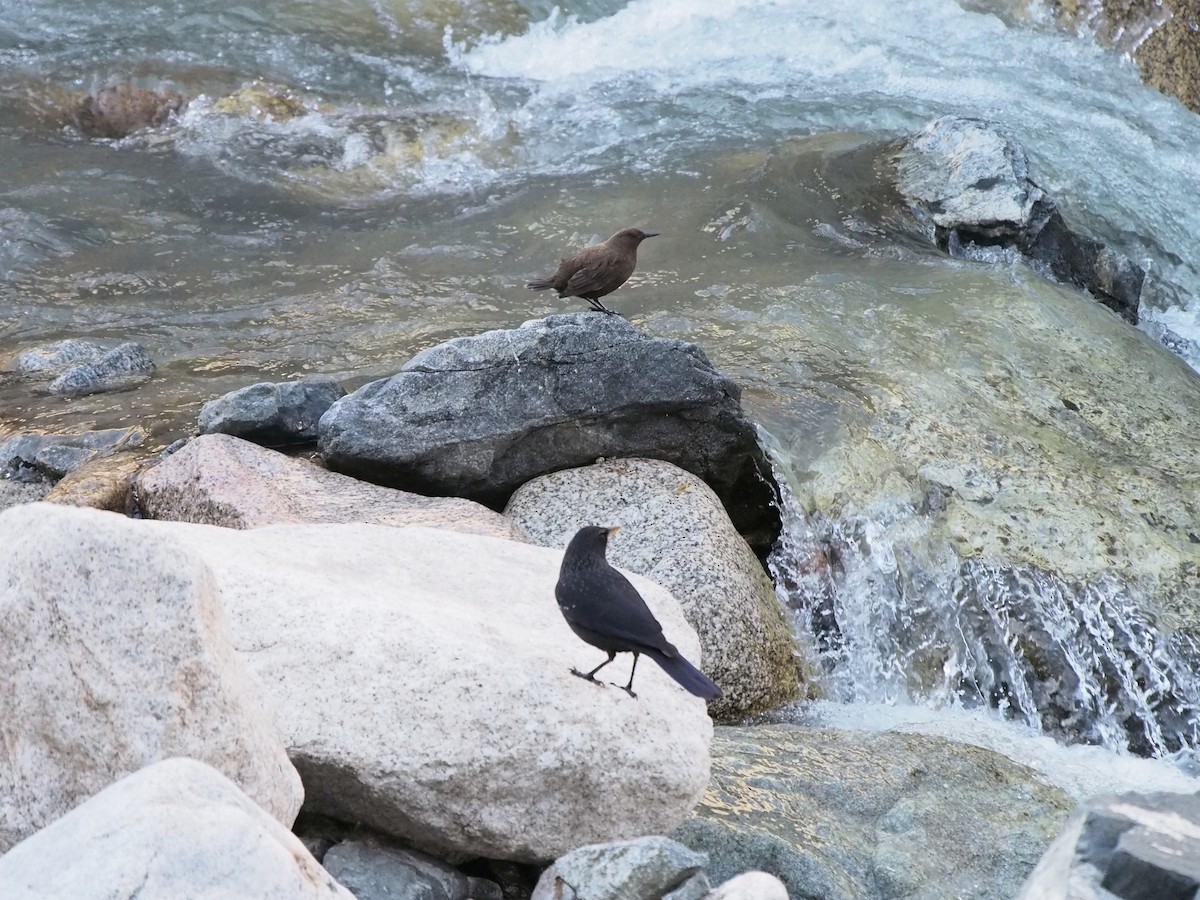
[[768, 469, 1200, 758]]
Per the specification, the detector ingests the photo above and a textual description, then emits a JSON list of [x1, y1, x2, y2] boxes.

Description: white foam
[[804, 700, 1200, 801]]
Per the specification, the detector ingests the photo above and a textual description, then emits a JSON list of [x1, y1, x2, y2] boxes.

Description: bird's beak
[[607, 526, 621, 537], [643, 231, 661, 238]]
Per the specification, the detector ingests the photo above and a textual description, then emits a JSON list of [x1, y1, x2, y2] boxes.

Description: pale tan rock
[[1, 504, 711, 864], [135, 433, 525, 541], [705, 872, 789, 900], [506, 458, 801, 719], [0, 503, 303, 853], [0, 758, 352, 900]]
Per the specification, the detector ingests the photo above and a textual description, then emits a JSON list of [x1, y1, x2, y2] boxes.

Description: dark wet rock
[[318, 313, 781, 553], [530, 837, 709, 900], [198, 376, 346, 446], [1018, 791, 1200, 900], [0, 427, 147, 482], [893, 116, 1143, 323], [46, 341, 155, 397], [71, 84, 188, 139], [322, 840, 502, 900], [3, 339, 107, 376], [673, 725, 1074, 900]]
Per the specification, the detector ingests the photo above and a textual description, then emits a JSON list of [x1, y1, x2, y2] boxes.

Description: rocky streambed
[[5, 115, 1200, 898]]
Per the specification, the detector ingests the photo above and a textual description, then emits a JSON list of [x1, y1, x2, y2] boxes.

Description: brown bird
[[527, 227, 659, 314]]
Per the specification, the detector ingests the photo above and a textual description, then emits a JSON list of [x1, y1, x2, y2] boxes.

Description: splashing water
[[769, 469, 1200, 758]]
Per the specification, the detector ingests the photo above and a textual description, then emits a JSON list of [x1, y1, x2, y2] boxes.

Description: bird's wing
[[559, 567, 677, 655], [564, 259, 616, 298]]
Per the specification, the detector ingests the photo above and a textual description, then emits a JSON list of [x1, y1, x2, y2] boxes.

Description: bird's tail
[[526, 278, 554, 291], [644, 647, 722, 699]]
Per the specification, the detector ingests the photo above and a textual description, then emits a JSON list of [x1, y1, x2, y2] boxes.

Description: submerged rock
[[506, 458, 802, 720], [0, 426, 147, 482], [319, 313, 781, 553], [3, 338, 108, 375], [46, 341, 155, 396], [530, 836, 709, 900], [766, 258, 1200, 753], [673, 725, 1074, 900], [0, 503, 303, 854], [135, 433, 524, 540], [71, 84, 188, 138], [893, 116, 1144, 323], [198, 376, 346, 446], [1017, 791, 1200, 900], [0, 759, 351, 900]]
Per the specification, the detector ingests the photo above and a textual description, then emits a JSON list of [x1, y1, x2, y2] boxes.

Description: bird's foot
[[571, 667, 605, 687], [610, 681, 638, 699]]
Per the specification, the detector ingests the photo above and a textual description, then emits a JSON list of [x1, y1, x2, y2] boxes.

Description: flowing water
[[4, 0, 1200, 788]]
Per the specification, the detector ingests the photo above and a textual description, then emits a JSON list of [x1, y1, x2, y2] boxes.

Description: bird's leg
[[584, 296, 614, 314], [612, 652, 640, 699], [572, 652, 615, 687]]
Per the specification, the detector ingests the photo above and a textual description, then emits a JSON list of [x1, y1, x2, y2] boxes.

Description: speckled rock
[[530, 836, 709, 900], [199, 376, 346, 446], [322, 840, 501, 900], [0, 759, 352, 900], [46, 341, 155, 397], [673, 725, 1074, 900], [0, 503, 303, 853], [506, 458, 801, 719], [705, 872, 789, 900], [135, 433, 525, 540]]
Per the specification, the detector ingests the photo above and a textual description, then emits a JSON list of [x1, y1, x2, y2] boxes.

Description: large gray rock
[[318, 313, 781, 552], [3, 503, 712, 864], [673, 725, 1074, 900], [893, 116, 1144, 322], [46, 340, 156, 396], [135, 433, 525, 540], [1018, 791, 1200, 900], [506, 458, 801, 719], [0, 758, 352, 900], [0, 503, 303, 853], [530, 836, 709, 900], [199, 376, 346, 446]]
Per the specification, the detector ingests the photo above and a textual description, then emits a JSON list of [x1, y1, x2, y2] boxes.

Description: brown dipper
[[526, 227, 659, 314]]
